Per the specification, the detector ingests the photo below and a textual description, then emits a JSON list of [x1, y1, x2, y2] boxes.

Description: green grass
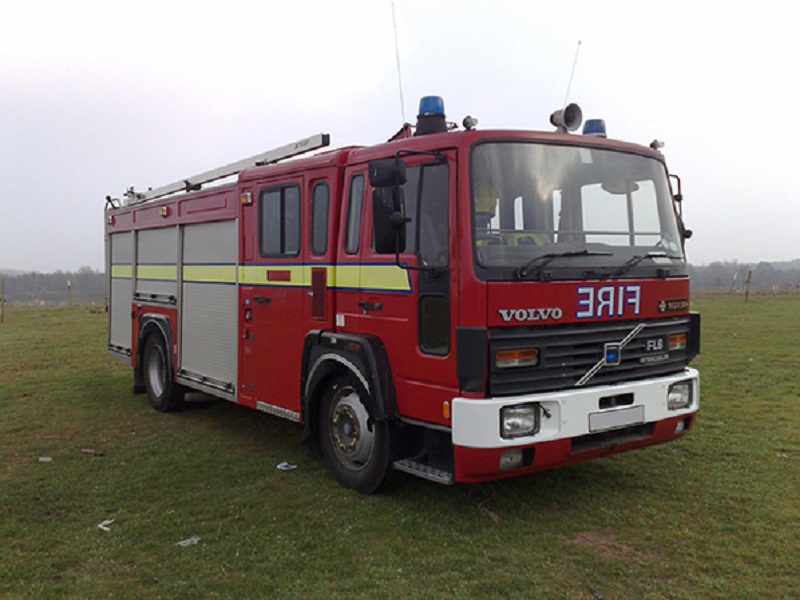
[[1, 296, 798, 599]]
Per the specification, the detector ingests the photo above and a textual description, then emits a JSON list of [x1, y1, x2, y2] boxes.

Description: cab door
[[339, 152, 459, 426]]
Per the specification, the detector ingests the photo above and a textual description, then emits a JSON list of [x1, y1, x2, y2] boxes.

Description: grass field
[[1, 295, 798, 599]]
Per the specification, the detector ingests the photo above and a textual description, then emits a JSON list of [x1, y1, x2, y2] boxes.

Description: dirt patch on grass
[[568, 531, 660, 563]]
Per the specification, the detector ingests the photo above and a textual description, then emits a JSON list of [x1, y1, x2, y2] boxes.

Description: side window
[[345, 174, 364, 255], [400, 166, 420, 253], [371, 163, 447, 260], [259, 184, 300, 257], [418, 163, 449, 268], [417, 162, 450, 356], [372, 166, 419, 256], [419, 296, 450, 355], [311, 181, 329, 256]]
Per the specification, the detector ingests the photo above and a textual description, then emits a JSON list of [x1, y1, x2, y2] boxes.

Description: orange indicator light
[[669, 333, 688, 351], [496, 348, 539, 369]]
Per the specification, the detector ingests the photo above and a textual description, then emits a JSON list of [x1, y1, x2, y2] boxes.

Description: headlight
[[501, 403, 540, 438], [667, 380, 693, 410]]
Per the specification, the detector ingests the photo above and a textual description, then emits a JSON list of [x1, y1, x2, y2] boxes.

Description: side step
[[393, 459, 454, 485]]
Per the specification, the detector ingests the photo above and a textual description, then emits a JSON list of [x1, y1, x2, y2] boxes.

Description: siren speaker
[[550, 103, 583, 132]]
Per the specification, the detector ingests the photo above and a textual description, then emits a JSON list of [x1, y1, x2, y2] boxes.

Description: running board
[[393, 459, 454, 485]]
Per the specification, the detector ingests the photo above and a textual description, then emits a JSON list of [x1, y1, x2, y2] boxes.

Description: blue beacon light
[[418, 95, 445, 116], [415, 96, 447, 136], [583, 119, 607, 137]]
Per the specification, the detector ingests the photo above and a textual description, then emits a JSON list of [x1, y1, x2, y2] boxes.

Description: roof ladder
[[123, 133, 330, 205]]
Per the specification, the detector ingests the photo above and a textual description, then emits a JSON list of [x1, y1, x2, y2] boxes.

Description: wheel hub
[[332, 404, 360, 451], [329, 388, 375, 469]]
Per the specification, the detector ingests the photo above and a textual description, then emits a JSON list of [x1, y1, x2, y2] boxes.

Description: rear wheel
[[319, 374, 392, 493], [142, 335, 185, 412]]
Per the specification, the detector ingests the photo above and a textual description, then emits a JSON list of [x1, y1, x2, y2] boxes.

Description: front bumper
[[451, 368, 699, 482]]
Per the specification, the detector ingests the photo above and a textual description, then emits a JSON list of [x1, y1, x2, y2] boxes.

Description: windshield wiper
[[515, 250, 612, 280], [610, 252, 682, 278]]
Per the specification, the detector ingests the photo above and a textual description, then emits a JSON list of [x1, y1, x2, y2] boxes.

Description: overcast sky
[[2, 0, 798, 272]]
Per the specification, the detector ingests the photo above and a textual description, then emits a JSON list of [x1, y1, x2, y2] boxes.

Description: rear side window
[[259, 184, 300, 257]]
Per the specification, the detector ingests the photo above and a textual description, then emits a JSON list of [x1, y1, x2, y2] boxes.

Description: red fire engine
[[105, 97, 700, 493]]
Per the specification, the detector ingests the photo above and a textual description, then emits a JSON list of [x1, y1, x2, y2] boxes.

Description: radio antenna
[[563, 40, 582, 105], [392, 2, 407, 123]]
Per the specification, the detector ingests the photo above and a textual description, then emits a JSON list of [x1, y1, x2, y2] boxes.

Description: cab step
[[393, 459, 454, 485]]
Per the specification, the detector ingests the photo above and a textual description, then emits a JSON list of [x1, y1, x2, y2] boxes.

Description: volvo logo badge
[[604, 343, 622, 366], [497, 307, 563, 323]]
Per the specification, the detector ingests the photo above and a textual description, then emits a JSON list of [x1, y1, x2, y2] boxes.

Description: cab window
[[259, 184, 300, 257]]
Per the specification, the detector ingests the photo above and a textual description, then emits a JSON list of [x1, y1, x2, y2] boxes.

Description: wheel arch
[[300, 331, 398, 449], [135, 315, 176, 386]]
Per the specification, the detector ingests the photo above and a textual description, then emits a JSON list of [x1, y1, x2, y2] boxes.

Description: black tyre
[[319, 374, 392, 493], [142, 334, 185, 412]]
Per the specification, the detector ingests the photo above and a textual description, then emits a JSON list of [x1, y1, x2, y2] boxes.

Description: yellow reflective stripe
[[136, 264, 177, 281], [239, 265, 310, 286], [363, 265, 411, 292], [111, 264, 132, 279], [333, 265, 359, 289], [125, 263, 412, 291], [184, 264, 237, 284], [239, 264, 410, 292]]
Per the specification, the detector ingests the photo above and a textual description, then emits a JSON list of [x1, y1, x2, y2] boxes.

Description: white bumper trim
[[452, 368, 699, 449]]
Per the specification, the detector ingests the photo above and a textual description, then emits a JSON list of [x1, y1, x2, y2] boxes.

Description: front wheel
[[142, 335, 185, 412], [319, 375, 392, 493]]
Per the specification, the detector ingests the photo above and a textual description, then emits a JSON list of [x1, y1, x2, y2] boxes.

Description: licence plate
[[589, 405, 645, 432]]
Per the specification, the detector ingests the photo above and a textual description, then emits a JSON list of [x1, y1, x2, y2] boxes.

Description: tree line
[[1, 260, 799, 304], [688, 260, 800, 292], [1, 267, 105, 304]]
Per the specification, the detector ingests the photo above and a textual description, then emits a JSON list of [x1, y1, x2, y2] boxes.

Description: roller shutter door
[[180, 220, 238, 389]]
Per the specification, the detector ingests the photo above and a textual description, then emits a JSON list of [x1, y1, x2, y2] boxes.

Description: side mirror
[[369, 158, 407, 187]]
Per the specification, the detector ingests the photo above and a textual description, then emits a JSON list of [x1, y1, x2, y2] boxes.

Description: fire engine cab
[[105, 97, 700, 493]]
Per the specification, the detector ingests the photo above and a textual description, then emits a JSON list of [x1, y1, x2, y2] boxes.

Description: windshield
[[471, 142, 684, 280]]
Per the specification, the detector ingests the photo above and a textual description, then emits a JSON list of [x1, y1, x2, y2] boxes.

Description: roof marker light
[[583, 119, 607, 137]]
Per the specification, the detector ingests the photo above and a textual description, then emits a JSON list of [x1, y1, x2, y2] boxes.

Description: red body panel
[[106, 187, 238, 234]]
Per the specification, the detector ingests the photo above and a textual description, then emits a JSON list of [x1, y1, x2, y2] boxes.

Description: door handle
[[254, 296, 271, 304], [358, 300, 382, 312]]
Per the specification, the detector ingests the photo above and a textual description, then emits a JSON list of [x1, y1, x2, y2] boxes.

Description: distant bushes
[[688, 260, 800, 291], [1, 267, 105, 304]]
